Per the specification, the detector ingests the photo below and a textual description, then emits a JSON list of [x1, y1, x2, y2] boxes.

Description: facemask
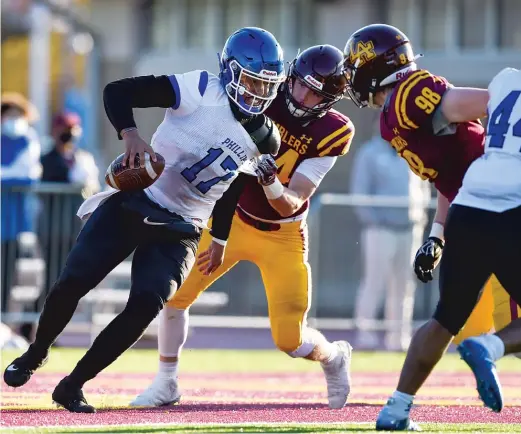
[[2, 118, 29, 138], [59, 131, 74, 144]]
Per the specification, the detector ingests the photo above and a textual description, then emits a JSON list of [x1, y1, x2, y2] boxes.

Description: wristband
[[262, 178, 284, 200], [121, 127, 138, 137], [429, 222, 445, 241], [212, 237, 227, 246]]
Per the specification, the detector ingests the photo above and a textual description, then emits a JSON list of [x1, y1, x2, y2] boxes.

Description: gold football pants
[[168, 212, 310, 353]]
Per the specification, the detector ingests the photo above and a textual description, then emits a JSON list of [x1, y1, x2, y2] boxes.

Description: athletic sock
[[469, 334, 505, 361]]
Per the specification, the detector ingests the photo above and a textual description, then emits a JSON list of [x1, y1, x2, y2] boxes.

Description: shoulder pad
[[316, 116, 355, 157], [249, 116, 281, 155], [391, 70, 449, 131]]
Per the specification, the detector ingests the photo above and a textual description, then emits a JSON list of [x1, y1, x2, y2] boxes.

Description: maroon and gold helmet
[[285, 45, 349, 122], [343, 24, 421, 108]]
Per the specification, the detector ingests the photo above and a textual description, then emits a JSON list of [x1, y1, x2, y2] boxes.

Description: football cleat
[[321, 340, 352, 409], [4, 350, 48, 388], [52, 377, 96, 413], [376, 399, 421, 431], [457, 338, 504, 413], [130, 376, 181, 407]]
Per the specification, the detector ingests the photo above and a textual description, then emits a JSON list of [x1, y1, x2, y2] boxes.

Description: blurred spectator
[[1, 92, 41, 312], [350, 130, 431, 351], [36, 112, 100, 306], [41, 112, 100, 194]]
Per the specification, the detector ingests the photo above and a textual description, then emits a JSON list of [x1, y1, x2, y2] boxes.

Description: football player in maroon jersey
[[343, 24, 494, 430], [131, 45, 356, 410]]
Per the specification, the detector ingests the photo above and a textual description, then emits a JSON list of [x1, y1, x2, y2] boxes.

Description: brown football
[[105, 152, 165, 191]]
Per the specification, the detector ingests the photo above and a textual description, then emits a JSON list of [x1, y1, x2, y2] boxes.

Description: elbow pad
[[249, 116, 281, 156]]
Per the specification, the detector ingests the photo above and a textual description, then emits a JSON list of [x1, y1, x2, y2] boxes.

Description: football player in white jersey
[[376, 67, 521, 431], [3, 27, 285, 413]]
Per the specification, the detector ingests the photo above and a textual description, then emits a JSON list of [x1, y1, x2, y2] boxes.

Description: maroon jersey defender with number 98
[[380, 69, 485, 202], [343, 23, 495, 432]]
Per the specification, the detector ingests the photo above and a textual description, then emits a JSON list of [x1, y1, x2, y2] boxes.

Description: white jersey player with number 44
[[449, 67, 521, 415], [454, 68, 521, 211]]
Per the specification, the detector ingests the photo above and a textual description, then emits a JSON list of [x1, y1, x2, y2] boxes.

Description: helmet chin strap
[[367, 78, 380, 109]]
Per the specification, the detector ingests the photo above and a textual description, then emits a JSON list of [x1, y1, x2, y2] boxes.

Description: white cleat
[[321, 340, 352, 409], [130, 376, 181, 407]]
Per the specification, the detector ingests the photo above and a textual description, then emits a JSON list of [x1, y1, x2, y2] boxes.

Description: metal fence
[[306, 192, 439, 331], [1, 182, 86, 315], [2, 184, 441, 335]]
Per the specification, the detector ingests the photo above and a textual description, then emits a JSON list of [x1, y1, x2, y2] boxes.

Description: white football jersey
[[144, 70, 261, 224], [453, 68, 521, 212]]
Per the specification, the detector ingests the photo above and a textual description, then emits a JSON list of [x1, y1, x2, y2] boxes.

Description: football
[[105, 152, 165, 191]]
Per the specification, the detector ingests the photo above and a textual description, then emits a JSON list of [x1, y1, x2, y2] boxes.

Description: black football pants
[[28, 190, 200, 387], [434, 204, 521, 336]]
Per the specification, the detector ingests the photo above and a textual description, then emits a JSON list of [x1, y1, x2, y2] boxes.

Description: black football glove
[[255, 156, 278, 186], [413, 237, 445, 283]]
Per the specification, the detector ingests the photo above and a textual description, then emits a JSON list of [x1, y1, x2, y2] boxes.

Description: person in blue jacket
[[1, 93, 41, 312]]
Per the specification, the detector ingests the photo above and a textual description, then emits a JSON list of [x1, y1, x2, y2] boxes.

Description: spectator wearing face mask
[[36, 113, 100, 306], [1, 93, 41, 312], [40, 112, 100, 195]]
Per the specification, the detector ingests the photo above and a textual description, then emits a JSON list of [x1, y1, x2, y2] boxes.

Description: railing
[[306, 192, 439, 331], [1, 182, 87, 314], [2, 186, 440, 338]]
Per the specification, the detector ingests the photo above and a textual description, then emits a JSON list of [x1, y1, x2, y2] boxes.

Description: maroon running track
[[1, 371, 521, 428]]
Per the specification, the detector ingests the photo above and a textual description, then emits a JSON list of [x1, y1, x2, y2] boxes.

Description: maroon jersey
[[380, 69, 485, 202], [239, 92, 354, 221]]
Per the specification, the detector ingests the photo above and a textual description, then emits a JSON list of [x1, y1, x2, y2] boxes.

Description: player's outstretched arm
[[103, 75, 176, 168], [198, 174, 248, 275], [269, 174, 317, 217], [255, 158, 312, 217], [210, 174, 248, 243], [432, 190, 450, 233], [257, 156, 337, 217], [413, 190, 448, 283], [103, 75, 176, 139], [440, 87, 489, 123]]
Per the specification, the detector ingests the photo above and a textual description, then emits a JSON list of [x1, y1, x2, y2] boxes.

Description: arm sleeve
[[209, 173, 248, 241], [103, 74, 176, 139], [294, 156, 337, 187]]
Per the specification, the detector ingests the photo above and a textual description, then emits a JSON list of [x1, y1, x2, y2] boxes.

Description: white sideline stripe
[[0, 312, 426, 332], [144, 153, 158, 180], [318, 193, 437, 209], [4, 422, 370, 430]]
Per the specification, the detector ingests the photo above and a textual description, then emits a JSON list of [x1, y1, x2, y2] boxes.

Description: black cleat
[[52, 377, 96, 413], [4, 351, 48, 387]]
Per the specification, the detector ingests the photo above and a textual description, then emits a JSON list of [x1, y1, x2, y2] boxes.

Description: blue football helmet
[[219, 27, 286, 116]]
